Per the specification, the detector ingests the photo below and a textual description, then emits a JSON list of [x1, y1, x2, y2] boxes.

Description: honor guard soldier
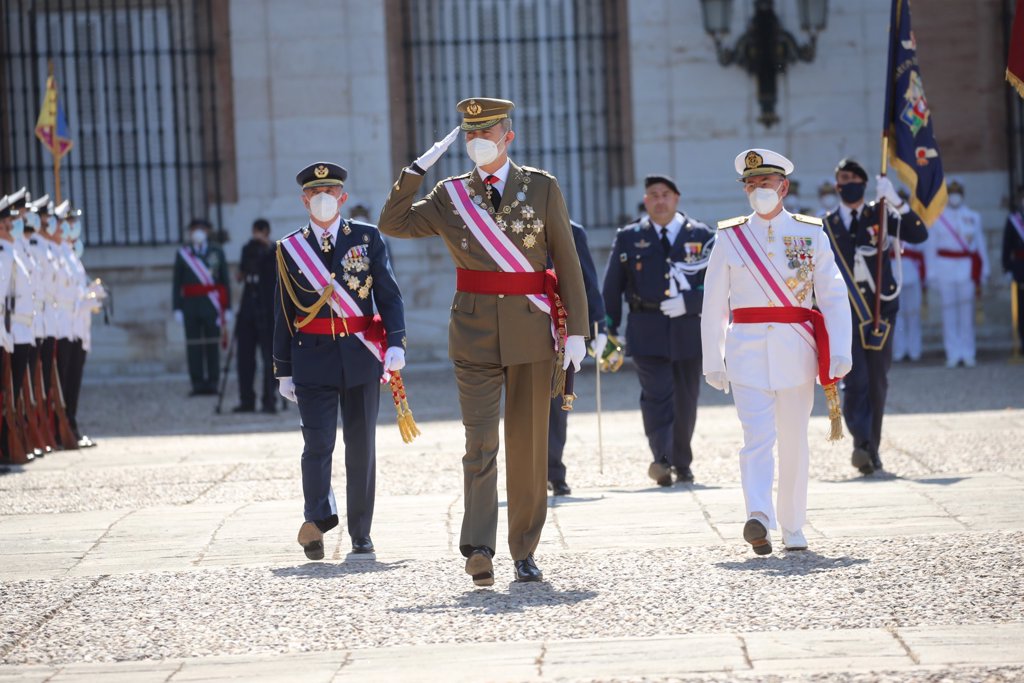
[[547, 220, 606, 497], [0, 194, 26, 463], [173, 219, 231, 396], [379, 97, 588, 586], [822, 159, 928, 474], [893, 189, 927, 363], [927, 177, 988, 368], [274, 162, 407, 560], [1003, 185, 1024, 350], [233, 218, 276, 413], [602, 174, 715, 486], [702, 149, 852, 555]]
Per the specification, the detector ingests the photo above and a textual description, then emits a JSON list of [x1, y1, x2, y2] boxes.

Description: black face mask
[[838, 182, 866, 204]]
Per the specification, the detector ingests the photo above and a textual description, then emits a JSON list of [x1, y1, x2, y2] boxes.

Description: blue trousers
[[547, 396, 569, 483], [294, 380, 380, 538], [633, 355, 701, 469], [842, 321, 894, 457]]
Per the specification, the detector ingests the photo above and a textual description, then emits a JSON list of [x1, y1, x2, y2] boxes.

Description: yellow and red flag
[[34, 75, 73, 160], [1008, 0, 1024, 98]]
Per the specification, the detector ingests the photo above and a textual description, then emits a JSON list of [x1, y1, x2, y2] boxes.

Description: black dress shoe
[[514, 554, 543, 582], [871, 453, 883, 471], [674, 467, 695, 484], [351, 537, 375, 554], [851, 446, 874, 475], [648, 461, 673, 487], [232, 404, 255, 413], [550, 481, 572, 496], [743, 518, 772, 556], [465, 547, 494, 587], [260, 404, 278, 415]]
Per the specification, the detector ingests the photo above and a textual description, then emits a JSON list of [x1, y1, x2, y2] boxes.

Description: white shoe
[[782, 528, 807, 551], [964, 358, 977, 368], [945, 359, 958, 369]]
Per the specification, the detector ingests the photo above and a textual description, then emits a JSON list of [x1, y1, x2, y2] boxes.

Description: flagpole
[[875, 0, 902, 334]]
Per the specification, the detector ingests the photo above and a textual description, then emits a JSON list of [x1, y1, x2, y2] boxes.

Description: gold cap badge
[[466, 100, 482, 116], [745, 151, 763, 170], [314, 165, 329, 179]]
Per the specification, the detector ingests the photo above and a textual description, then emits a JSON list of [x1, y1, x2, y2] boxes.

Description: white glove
[[705, 371, 730, 394], [562, 335, 587, 372], [383, 346, 406, 372], [829, 356, 853, 379], [875, 175, 903, 209], [590, 332, 608, 356], [174, 310, 184, 325], [277, 376, 297, 403], [659, 295, 686, 318], [412, 126, 461, 173], [224, 310, 233, 326]]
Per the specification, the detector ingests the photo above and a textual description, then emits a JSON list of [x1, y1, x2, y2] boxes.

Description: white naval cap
[[734, 148, 794, 180]]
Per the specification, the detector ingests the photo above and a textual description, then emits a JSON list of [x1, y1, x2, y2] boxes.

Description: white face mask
[[466, 137, 501, 166], [748, 187, 781, 215], [11, 218, 24, 238], [190, 229, 207, 246], [25, 211, 40, 230], [948, 193, 963, 208], [309, 192, 340, 223], [820, 194, 839, 210], [45, 216, 59, 236], [73, 239, 84, 258]]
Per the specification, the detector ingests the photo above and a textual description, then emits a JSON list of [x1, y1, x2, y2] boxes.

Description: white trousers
[[731, 382, 814, 532], [938, 280, 976, 364], [893, 281, 923, 360]]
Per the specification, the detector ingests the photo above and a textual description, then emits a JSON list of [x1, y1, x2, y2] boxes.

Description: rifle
[[48, 348, 79, 449], [1, 351, 29, 464], [32, 352, 58, 449], [213, 322, 237, 415], [19, 365, 50, 454]]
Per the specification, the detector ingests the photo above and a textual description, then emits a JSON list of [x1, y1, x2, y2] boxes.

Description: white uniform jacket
[[0, 240, 14, 352], [701, 210, 852, 391], [926, 206, 989, 285]]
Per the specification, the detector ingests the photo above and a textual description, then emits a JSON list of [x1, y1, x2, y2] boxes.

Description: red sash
[[936, 248, 983, 289], [455, 268, 565, 336], [732, 307, 838, 386], [295, 314, 385, 341], [181, 283, 228, 306]]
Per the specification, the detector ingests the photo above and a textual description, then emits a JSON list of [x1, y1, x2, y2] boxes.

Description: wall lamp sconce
[[700, 0, 828, 127]]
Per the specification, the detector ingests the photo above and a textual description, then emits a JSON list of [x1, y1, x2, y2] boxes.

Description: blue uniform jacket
[[568, 221, 606, 337], [273, 220, 405, 389], [822, 203, 928, 322], [602, 215, 715, 360]]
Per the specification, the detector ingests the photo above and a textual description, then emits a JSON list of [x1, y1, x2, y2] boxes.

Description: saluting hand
[[412, 126, 462, 173]]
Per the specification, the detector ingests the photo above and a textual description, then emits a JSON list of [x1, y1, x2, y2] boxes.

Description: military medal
[[320, 231, 332, 253], [460, 236, 469, 251], [783, 235, 814, 302]]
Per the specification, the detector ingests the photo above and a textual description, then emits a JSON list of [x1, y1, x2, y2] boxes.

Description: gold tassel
[[551, 350, 566, 399], [389, 372, 420, 444], [824, 384, 844, 442]]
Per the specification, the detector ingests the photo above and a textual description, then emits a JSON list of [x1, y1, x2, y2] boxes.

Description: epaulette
[[520, 165, 555, 179], [792, 213, 824, 227], [616, 221, 642, 234], [444, 171, 473, 182], [717, 216, 748, 230], [280, 226, 305, 244], [687, 218, 714, 233], [348, 219, 377, 231]]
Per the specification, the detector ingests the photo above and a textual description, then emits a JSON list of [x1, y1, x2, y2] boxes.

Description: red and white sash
[[1009, 212, 1024, 243], [937, 215, 974, 253], [724, 222, 816, 352], [178, 247, 223, 319], [445, 177, 557, 345], [280, 231, 386, 372]]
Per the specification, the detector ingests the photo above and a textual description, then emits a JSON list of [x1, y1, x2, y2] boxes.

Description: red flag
[[1008, 0, 1024, 98]]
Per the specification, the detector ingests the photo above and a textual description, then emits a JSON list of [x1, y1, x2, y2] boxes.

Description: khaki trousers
[[454, 358, 552, 561]]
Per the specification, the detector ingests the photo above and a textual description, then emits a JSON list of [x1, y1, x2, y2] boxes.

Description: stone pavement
[[0, 357, 1022, 681]]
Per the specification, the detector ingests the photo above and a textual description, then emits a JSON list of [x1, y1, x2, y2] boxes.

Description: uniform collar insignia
[[635, 239, 651, 248]]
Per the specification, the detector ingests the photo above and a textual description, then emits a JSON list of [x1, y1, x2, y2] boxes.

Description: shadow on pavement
[[714, 551, 869, 576], [391, 582, 598, 616], [548, 494, 605, 506], [914, 476, 968, 486], [270, 559, 408, 579]]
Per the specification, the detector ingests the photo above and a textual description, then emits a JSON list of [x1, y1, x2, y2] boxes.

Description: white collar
[[309, 215, 341, 245], [838, 202, 865, 227], [748, 208, 792, 230], [475, 159, 511, 188], [651, 212, 684, 241]]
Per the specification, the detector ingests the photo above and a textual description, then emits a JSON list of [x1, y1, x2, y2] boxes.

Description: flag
[[34, 75, 74, 160], [882, 0, 946, 226], [1008, 0, 1024, 99]]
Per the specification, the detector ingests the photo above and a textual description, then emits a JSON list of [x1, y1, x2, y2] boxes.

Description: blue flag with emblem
[[882, 0, 946, 226]]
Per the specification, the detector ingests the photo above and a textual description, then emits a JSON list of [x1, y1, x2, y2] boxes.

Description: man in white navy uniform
[[701, 149, 852, 555]]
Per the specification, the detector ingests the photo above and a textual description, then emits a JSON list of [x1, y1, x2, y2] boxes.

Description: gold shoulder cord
[[276, 246, 335, 335]]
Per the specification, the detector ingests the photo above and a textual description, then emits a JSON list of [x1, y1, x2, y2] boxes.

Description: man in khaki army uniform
[[379, 98, 588, 585]]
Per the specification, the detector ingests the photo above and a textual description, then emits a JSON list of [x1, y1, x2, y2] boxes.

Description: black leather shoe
[[514, 554, 543, 582], [260, 405, 278, 415], [851, 446, 874, 475], [351, 537, 375, 554], [550, 481, 572, 496], [465, 547, 494, 587], [675, 467, 695, 484], [297, 521, 324, 561], [648, 461, 673, 487], [232, 404, 255, 413], [743, 518, 772, 556], [871, 453, 883, 471]]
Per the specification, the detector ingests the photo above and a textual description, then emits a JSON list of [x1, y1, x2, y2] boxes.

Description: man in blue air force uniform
[[273, 162, 407, 560], [603, 174, 715, 486], [821, 158, 928, 475]]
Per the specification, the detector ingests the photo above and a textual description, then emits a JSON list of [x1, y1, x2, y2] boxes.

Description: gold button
[[768, 252, 775, 258], [767, 324, 774, 330], [298, 341, 303, 346]]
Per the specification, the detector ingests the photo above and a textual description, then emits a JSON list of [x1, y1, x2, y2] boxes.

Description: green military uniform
[[378, 98, 587, 567], [172, 240, 230, 394]]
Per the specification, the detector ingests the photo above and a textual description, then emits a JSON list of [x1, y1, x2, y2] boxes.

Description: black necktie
[[849, 209, 860, 237], [485, 175, 501, 211], [660, 227, 671, 252]]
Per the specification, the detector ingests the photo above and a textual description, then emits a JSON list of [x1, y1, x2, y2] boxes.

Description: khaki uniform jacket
[[379, 162, 587, 366]]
